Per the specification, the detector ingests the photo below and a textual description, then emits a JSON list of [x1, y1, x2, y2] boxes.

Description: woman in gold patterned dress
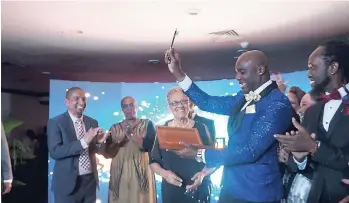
[[102, 96, 156, 203]]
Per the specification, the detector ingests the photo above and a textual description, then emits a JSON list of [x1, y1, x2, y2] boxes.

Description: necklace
[[173, 119, 190, 128]]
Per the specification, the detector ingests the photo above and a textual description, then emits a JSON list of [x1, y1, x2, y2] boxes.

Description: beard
[[310, 76, 330, 101]]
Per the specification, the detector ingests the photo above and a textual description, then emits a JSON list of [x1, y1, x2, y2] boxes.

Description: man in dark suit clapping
[[47, 87, 109, 203]]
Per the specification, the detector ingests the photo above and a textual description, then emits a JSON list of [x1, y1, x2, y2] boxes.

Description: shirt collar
[[253, 79, 272, 95], [68, 111, 83, 123], [338, 83, 349, 98]]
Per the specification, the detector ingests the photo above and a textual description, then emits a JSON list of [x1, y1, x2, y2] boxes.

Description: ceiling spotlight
[[240, 41, 249, 49], [186, 9, 200, 15], [148, 59, 160, 64], [42, 71, 51, 75]]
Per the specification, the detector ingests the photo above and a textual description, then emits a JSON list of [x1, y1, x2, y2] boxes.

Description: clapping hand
[[83, 127, 101, 144], [96, 129, 110, 144], [274, 118, 317, 153]]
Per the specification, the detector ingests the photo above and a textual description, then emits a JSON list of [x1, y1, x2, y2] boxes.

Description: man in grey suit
[[1, 122, 13, 195], [47, 87, 109, 203]]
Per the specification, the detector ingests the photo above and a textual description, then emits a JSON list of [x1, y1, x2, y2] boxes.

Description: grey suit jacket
[[1, 123, 13, 181], [47, 111, 100, 195]]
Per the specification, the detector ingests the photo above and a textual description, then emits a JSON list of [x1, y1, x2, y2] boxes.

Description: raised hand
[[164, 48, 186, 81], [272, 72, 289, 93]]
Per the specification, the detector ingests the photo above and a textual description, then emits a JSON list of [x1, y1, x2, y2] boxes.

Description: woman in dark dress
[[150, 87, 215, 203]]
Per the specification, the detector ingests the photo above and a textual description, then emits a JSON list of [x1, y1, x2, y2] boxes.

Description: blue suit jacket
[[185, 83, 293, 202]]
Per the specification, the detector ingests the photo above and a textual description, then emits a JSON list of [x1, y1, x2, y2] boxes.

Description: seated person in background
[[297, 93, 316, 122], [150, 87, 215, 203], [188, 101, 216, 145]]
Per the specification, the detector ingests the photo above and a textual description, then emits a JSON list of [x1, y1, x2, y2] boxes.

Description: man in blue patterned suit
[[164, 49, 294, 203]]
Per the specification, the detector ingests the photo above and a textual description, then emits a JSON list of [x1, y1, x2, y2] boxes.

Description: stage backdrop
[[48, 70, 310, 203]]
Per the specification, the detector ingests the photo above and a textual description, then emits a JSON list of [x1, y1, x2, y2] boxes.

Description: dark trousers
[[54, 173, 96, 203], [218, 188, 280, 203]]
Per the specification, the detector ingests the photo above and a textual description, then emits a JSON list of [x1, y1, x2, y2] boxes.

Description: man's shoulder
[[49, 112, 67, 123], [260, 89, 292, 114]]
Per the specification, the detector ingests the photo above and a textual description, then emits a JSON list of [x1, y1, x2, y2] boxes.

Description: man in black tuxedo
[[47, 87, 109, 203], [275, 39, 349, 202]]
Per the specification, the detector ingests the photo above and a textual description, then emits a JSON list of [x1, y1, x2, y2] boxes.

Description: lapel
[[327, 102, 345, 137], [228, 81, 278, 135], [83, 116, 91, 133], [305, 103, 324, 140], [64, 111, 78, 141]]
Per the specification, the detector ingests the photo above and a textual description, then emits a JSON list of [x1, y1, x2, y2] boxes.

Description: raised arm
[[47, 119, 85, 160], [204, 99, 293, 168], [180, 77, 243, 115], [164, 49, 242, 115]]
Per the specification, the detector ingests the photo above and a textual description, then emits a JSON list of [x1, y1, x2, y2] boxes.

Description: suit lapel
[[327, 103, 345, 137], [83, 116, 91, 133], [306, 103, 324, 140], [228, 81, 278, 135]]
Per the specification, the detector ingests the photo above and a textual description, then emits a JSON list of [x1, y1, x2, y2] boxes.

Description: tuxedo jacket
[[184, 82, 293, 202], [302, 102, 349, 203], [47, 111, 101, 195]]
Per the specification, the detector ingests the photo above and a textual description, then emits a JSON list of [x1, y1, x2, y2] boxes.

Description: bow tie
[[320, 89, 342, 103], [244, 91, 261, 102]]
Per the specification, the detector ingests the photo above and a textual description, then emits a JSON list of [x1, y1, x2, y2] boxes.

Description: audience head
[[235, 50, 270, 94], [298, 93, 316, 116], [65, 87, 86, 117], [287, 86, 306, 111], [26, 129, 36, 140], [308, 39, 349, 96], [167, 87, 190, 120], [121, 96, 137, 120]]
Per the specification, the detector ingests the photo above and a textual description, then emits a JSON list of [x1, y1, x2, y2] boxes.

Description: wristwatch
[[195, 149, 203, 162], [311, 141, 321, 156]]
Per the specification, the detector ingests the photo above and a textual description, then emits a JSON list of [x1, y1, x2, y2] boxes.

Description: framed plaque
[[156, 126, 212, 150]]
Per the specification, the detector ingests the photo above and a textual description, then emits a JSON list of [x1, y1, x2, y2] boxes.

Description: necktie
[[320, 89, 341, 104], [76, 119, 91, 171]]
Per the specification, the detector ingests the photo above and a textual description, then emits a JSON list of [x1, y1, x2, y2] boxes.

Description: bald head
[[235, 50, 270, 93], [237, 50, 269, 72]]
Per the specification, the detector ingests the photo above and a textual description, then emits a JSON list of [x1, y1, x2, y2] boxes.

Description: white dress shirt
[[294, 83, 349, 170], [178, 75, 273, 163], [68, 111, 92, 175]]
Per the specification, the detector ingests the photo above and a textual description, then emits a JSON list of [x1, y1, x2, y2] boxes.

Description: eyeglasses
[[168, 100, 189, 106], [122, 103, 135, 109]]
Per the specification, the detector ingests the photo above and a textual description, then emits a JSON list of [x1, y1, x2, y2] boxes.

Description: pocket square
[[246, 104, 256, 114]]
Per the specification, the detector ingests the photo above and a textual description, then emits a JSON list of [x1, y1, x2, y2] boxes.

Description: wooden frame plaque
[[156, 126, 211, 150]]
